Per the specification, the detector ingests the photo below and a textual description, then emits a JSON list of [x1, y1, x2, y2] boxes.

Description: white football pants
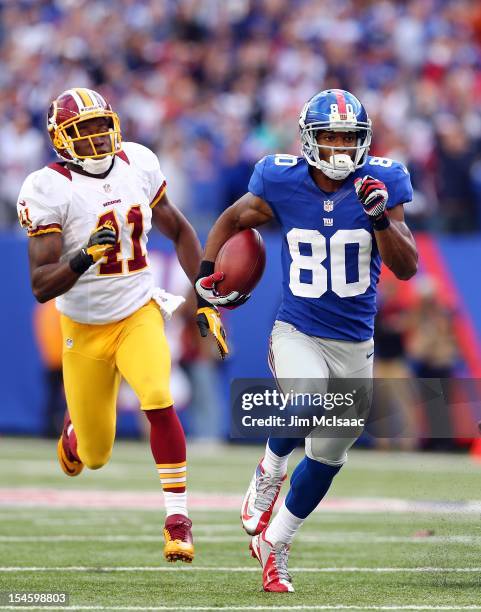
[[269, 320, 374, 466]]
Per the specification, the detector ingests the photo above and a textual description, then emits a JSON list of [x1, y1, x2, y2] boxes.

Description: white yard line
[[1, 534, 481, 545], [0, 606, 481, 611], [0, 566, 480, 573], [22, 523, 239, 533]]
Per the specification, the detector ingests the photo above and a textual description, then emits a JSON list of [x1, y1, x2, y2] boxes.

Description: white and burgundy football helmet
[[47, 88, 122, 174]]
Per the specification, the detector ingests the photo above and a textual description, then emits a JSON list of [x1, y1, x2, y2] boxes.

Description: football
[[214, 228, 266, 296]]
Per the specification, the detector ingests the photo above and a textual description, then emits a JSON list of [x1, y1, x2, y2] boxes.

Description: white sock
[[265, 501, 304, 545], [163, 491, 188, 518], [262, 442, 290, 477]]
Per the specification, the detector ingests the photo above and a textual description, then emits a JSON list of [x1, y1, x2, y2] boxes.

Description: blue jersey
[[248, 154, 413, 342]]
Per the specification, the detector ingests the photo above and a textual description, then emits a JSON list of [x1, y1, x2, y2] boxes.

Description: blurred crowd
[[2, 0, 481, 232], [374, 271, 459, 448]]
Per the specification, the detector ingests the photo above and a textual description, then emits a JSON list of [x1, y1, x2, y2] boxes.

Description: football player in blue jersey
[[194, 89, 418, 592]]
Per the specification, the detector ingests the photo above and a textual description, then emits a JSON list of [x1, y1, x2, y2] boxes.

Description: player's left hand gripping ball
[[354, 175, 389, 218], [196, 306, 229, 360]]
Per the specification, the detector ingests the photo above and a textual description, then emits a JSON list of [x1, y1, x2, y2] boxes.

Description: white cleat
[[250, 528, 294, 592], [241, 459, 286, 536]]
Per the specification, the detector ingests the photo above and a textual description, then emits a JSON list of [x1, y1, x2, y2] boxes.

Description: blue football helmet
[[299, 89, 372, 180]]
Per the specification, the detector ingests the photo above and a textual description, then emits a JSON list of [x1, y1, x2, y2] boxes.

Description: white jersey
[[17, 142, 168, 324]]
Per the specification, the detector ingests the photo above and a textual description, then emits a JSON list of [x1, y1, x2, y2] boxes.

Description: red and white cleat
[[250, 529, 294, 592], [57, 413, 83, 477], [241, 459, 286, 535], [163, 514, 194, 563]]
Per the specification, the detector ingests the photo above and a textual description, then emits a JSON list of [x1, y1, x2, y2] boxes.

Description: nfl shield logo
[[323, 199, 334, 212]]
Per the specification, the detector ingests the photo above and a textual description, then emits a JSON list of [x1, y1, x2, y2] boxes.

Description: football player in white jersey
[[17, 87, 227, 563]]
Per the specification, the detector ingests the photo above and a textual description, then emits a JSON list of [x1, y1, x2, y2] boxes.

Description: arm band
[[195, 260, 216, 308], [198, 259, 215, 279], [372, 212, 391, 231]]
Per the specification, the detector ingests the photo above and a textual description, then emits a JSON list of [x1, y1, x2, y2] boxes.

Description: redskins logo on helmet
[[47, 88, 122, 167]]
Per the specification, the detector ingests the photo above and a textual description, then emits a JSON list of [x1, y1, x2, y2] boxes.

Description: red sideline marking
[[416, 233, 481, 378], [0, 489, 240, 510]]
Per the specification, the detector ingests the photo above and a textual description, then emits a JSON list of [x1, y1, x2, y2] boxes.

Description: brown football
[[214, 229, 266, 296]]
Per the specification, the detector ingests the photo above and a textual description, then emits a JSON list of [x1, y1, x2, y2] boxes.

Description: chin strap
[[319, 154, 355, 181], [76, 155, 114, 175]]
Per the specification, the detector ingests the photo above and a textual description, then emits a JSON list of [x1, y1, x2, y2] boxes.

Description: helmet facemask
[[299, 96, 372, 181], [48, 105, 122, 174], [300, 123, 372, 180]]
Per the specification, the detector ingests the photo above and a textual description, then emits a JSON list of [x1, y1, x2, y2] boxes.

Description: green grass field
[[0, 438, 481, 611]]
